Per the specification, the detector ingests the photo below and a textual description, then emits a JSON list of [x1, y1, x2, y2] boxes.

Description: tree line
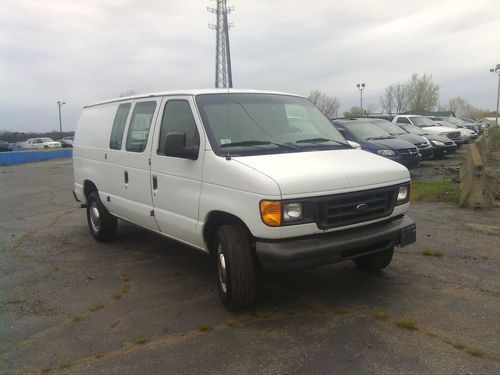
[[309, 73, 489, 119]]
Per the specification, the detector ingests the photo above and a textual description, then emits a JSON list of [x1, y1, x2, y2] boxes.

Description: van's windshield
[[195, 93, 350, 156]]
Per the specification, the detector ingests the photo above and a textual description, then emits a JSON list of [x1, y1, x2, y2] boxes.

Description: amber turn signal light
[[259, 200, 281, 227]]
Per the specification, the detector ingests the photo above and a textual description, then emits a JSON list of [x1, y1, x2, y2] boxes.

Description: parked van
[[73, 90, 416, 309]]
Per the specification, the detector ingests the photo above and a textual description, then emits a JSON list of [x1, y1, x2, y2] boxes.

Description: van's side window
[[157, 100, 199, 156], [109, 103, 131, 150], [125, 101, 157, 152]]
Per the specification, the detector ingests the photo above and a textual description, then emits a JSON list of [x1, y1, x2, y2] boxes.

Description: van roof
[[84, 89, 305, 108]]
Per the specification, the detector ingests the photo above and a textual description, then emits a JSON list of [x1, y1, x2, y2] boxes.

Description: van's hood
[[232, 149, 410, 197]]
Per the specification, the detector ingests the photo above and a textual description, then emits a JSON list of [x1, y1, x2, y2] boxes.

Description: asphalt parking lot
[[1, 158, 499, 374]]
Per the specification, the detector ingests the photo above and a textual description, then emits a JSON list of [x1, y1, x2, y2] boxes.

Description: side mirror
[[164, 132, 198, 160]]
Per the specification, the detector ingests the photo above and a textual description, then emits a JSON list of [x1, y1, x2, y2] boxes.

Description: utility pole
[[57, 100, 66, 133], [356, 83, 365, 115], [490, 64, 500, 127], [208, 0, 234, 88]]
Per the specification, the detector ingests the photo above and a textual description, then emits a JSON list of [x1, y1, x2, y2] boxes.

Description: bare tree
[[381, 83, 410, 114], [407, 74, 439, 111], [380, 85, 395, 114], [308, 89, 341, 118], [394, 83, 410, 114], [444, 97, 475, 117], [365, 103, 378, 115]]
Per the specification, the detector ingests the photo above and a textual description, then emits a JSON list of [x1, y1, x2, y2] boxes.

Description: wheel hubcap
[[90, 202, 101, 233], [217, 244, 227, 294]]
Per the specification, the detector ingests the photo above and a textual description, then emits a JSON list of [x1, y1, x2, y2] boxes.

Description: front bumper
[[418, 145, 434, 159], [255, 215, 416, 270]]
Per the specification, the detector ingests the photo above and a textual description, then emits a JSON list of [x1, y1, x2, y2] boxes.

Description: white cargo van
[[73, 89, 416, 309]]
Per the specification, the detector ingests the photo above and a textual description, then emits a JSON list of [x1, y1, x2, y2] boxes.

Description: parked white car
[[433, 120, 477, 143], [73, 89, 416, 309], [21, 137, 62, 149], [392, 115, 463, 146]]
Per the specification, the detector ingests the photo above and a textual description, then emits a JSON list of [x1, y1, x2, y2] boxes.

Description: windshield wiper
[[220, 140, 298, 150], [295, 138, 349, 147]]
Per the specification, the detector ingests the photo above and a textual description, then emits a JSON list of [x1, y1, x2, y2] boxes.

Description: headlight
[[431, 140, 444, 146], [259, 200, 313, 227], [283, 202, 303, 222], [377, 149, 396, 156], [396, 184, 411, 205]]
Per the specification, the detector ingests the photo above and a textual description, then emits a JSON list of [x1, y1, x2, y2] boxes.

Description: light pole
[[356, 83, 365, 115], [490, 64, 500, 127], [57, 100, 66, 133]]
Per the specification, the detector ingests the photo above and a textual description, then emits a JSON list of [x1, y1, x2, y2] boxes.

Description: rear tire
[[86, 191, 117, 241], [215, 224, 256, 310], [353, 247, 394, 271]]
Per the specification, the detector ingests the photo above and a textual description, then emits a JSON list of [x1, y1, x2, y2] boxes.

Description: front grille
[[415, 142, 428, 148], [313, 186, 398, 229], [446, 131, 461, 140], [397, 147, 420, 160]]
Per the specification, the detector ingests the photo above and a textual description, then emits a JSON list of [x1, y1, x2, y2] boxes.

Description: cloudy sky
[[1, 0, 499, 132]]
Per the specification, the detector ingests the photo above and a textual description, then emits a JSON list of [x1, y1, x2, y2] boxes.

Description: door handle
[[152, 175, 158, 190], [124, 171, 129, 184]]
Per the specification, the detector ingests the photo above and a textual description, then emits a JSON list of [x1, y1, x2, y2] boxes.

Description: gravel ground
[[1, 159, 499, 375]]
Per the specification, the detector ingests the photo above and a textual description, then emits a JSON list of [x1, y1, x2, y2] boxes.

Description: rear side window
[[109, 103, 131, 150], [157, 100, 199, 156], [396, 117, 410, 124], [125, 101, 157, 152]]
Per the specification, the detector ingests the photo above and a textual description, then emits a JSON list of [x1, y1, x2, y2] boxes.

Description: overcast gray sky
[[1, 0, 499, 132]]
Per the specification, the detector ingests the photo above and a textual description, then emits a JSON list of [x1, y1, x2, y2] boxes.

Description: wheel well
[[83, 180, 98, 201], [203, 211, 254, 254]]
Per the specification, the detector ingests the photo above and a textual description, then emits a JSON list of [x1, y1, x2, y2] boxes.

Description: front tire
[[86, 191, 117, 241], [215, 224, 256, 310], [353, 247, 394, 271]]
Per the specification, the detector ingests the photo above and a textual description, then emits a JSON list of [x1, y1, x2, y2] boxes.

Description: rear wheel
[[353, 247, 394, 271], [215, 224, 256, 310], [86, 191, 117, 241]]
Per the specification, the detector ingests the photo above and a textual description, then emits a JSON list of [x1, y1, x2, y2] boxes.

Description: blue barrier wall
[[0, 149, 73, 166]]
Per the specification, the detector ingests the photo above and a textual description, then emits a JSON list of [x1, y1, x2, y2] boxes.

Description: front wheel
[[353, 247, 394, 271], [86, 191, 117, 241], [215, 224, 256, 310]]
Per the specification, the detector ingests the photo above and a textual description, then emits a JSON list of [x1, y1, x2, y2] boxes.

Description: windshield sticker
[[220, 138, 232, 145]]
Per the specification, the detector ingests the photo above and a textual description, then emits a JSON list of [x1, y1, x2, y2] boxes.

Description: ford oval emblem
[[356, 203, 368, 211]]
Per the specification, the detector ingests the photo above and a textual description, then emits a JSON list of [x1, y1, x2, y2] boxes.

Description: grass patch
[[71, 316, 82, 323], [492, 127, 500, 149], [466, 348, 485, 358], [121, 284, 130, 294], [41, 367, 51, 373], [58, 362, 71, 369], [112, 293, 122, 300], [373, 311, 388, 320], [396, 320, 419, 331], [453, 342, 465, 350], [134, 336, 150, 345], [198, 324, 213, 332], [421, 249, 443, 257], [120, 272, 130, 282], [333, 308, 349, 315], [90, 304, 105, 312], [95, 353, 104, 359], [237, 315, 251, 323], [411, 180, 459, 203], [254, 310, 273, 319], [225, 318, 237, 327]]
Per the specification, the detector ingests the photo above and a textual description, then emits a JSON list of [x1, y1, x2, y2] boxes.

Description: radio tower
[[208, 0, 234, 88]]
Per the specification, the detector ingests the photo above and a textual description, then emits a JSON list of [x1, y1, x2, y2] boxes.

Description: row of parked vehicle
[[0, 136, 74, 152], [330, 115, 490, 169]]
